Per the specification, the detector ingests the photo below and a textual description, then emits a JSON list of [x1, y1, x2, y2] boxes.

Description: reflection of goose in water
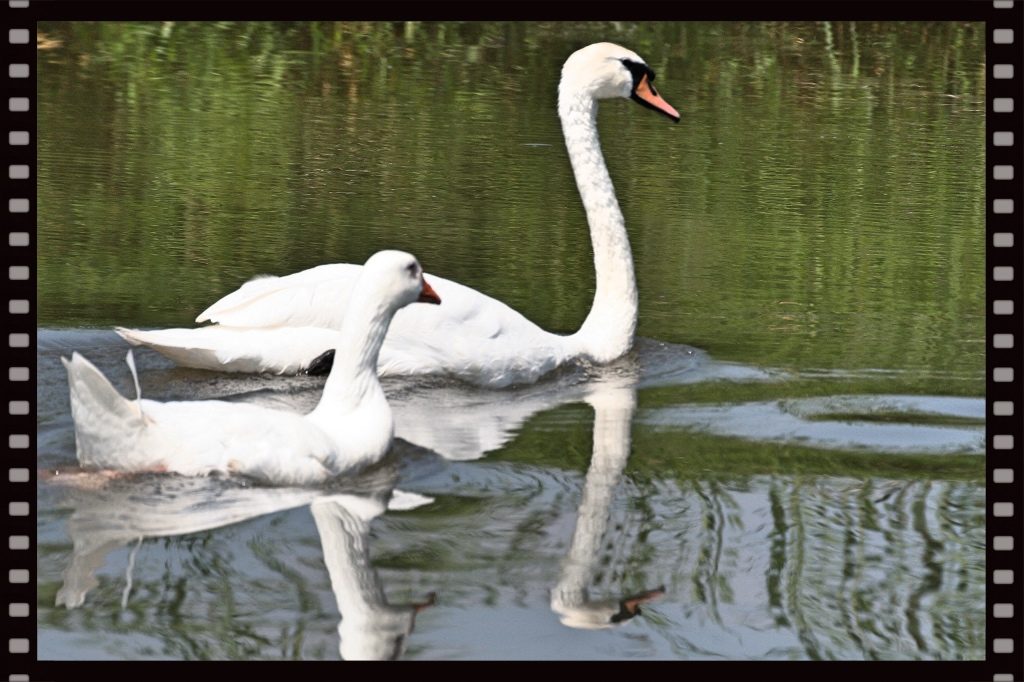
[[369, 338, 770, 462], [550, 375, 664, 629], [311, 494, 435, 660], [49, 466, 436, 662], [51, 475, 324, 609]]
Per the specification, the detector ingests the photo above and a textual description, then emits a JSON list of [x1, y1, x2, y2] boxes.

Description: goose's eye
[[406, 263, 418, 277]]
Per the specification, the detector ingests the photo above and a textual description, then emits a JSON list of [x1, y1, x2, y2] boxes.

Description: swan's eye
[[619, 58, 651, 92]]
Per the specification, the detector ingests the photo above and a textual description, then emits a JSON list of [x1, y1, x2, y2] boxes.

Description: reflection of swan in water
[[388, 338, 770, 461], [49, 466, 436, 660], [311, 494, 435, 660], [549, 374, 664, 629]]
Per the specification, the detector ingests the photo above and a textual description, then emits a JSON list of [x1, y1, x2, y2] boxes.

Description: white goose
[[116, 42, 679, 389], [63, 250, 441, 486]]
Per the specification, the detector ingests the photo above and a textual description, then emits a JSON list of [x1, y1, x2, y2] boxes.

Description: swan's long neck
[[313, 290, 395, 415], [559, 89, 638, 363]]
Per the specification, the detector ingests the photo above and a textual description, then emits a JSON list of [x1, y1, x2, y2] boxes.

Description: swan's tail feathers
[[62, 352, 147, 469], [114, 326, 248, 372], [114, 326, 143, 347]]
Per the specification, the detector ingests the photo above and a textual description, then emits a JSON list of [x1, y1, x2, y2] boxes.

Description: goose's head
[[559, 42, 680, 122], [361, 250, 442, 309]]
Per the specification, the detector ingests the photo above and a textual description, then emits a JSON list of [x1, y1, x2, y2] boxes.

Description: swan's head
[[361, 250, 441, 309], [559, 42, 679, 122]]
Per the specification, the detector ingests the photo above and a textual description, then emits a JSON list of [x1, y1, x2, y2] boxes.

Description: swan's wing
[[391, 276, 541, 345], [382, 277, 569, 387], [196, 263, 363, 328], [198, 260, 540, 342]]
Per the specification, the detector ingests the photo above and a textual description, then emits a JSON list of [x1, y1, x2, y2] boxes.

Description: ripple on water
[[641, 394, 985, 456], [36, 328, 984, 659]]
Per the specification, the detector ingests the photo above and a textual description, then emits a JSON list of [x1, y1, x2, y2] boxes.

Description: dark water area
[[35, 21, 985, 660]]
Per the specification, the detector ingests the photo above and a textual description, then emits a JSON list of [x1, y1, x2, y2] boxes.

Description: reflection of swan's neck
[[552, 389, 636, 611], [559, 89, 638, 363]]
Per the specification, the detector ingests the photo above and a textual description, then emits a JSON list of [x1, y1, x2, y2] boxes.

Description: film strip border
[[4, 0, 35, 680], [0, 3, 1022, 682], [989, 2, 1024, 682]]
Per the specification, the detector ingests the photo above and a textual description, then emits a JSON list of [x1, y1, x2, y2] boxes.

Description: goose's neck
[[559, 89, 638, 363], [314, 504, 385, 618], [313, 295, 394, 415]]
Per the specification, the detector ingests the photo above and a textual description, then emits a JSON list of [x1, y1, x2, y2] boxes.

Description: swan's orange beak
[[633, 74, 680, 123], [418, 277, 441, 305]]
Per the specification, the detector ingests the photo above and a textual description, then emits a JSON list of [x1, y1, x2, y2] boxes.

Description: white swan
[[63, 250, 441, 486], [116, 42, 679, 388]]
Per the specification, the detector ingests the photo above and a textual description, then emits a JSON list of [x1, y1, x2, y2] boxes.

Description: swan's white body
[[63, 251, 440, 486], [117, 43, 679, 388], [121, 267, 573, 386]]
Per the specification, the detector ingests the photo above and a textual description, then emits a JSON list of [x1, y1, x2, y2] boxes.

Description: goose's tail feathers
[[62, 352, 147, 468]]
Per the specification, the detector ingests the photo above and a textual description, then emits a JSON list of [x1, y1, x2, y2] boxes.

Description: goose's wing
[[144, 400, 339, 485], [196, 263, 362, 328]]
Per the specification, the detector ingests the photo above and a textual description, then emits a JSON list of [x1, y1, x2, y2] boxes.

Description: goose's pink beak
[[418, 277, 441, 305]]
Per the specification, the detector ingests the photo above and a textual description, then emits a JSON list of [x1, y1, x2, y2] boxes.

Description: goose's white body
[[117, 43, 679, 389], [64, 251, 439, 486]]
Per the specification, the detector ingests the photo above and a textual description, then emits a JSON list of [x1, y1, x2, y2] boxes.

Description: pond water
[[35, 21, 986, 660]]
